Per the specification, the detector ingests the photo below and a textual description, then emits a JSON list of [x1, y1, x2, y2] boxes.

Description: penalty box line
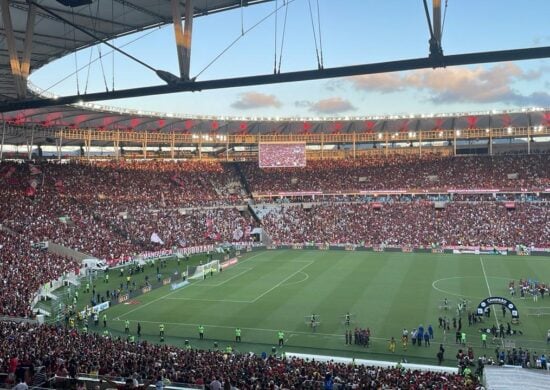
[[118, 252, 314, 319], [117, 252, 266, 319], [168, 261, 315, 304]]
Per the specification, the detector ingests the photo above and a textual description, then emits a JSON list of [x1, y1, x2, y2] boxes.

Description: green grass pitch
[[100, 250, 550, 365]]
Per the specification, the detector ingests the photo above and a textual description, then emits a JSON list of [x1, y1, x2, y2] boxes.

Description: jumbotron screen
[[259, 142, 306, 168]]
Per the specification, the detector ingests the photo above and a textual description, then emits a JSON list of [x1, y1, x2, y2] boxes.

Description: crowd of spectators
[[107, 207, 256, 250], [0, 232, 78, 317], [261, 202, 550, 248], [0, 160, 251, 261], [0, 321, 477, 389], [242, 153, 550, 194]]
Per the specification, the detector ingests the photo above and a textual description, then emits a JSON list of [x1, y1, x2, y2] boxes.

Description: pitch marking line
[[111, 319, 388, 340], [194, 267, 253, 287], [166, 297, 252, 303], [250, 261, 314, 303], [110, 318, 547, 347], [480, 256, 503, 347], [280, 271, 309, 287], [431, 276, 510, 300], [117, 252, 266, 319]]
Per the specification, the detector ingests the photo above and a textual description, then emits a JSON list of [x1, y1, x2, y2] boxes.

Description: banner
[[373, 246, 384, 252], [118, 294, 129, 303], [162, 277, 172, 285], [221, 258, 238, 269], [402, 246, 413, 253], [170, 281, 189, 291], [431, 248, 444, 254], [80, 301, 110, 317], [317, 244, 329, 250], [344, 244, 356, 251], [141, 286, 152, 294], [292, 243, 304, 250], [267, 245, 277, 250]]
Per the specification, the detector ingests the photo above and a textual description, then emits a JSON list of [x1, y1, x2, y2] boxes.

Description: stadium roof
[[0, 1, 549, 146], [0, 0, 273, 101]]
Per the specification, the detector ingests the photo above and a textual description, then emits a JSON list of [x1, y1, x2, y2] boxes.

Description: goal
[[187, 260, 221, 280]]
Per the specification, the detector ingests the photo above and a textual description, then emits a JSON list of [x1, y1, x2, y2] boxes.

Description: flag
[[233, 227, 244, 241], [150, 232, 164, 245]]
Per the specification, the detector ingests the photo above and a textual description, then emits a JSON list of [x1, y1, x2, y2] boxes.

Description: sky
[[29, 0, 550, 118]]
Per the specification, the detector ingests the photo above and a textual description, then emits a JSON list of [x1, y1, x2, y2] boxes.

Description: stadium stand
[[0, 153, 548, 388], [241, 153, 550, 194], [260, 202, 550, 247], [0, 321, 479, 389]]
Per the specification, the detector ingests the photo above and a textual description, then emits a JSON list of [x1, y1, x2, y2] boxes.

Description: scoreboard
[[259, 142, 306, 168]]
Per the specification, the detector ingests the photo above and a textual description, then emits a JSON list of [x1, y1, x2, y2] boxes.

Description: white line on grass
[[480, 256, 503, 346], [165, 297, 252, 303], [250, 261, 314, 303], [111, 318, 385, 340], [194, 267, 253, 287], [110, 318, 546, 347], [118, 252, 266, 319]]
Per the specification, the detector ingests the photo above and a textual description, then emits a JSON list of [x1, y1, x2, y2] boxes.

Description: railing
[[56, 126, 550, 145]]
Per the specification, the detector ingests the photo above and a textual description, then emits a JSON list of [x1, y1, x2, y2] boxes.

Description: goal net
[[187, 260, 221, 280]]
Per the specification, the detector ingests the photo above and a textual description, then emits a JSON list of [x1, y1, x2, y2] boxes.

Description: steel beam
[[1, 0, 25, 98], [182, 0, 194, 80], [171, 0, 186, 78], [433, 0, 441, 48], [21, 4, 36, 91], [1, 46, 550, 112]]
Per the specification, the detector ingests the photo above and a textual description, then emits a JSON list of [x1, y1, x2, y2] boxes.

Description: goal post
[[187, 260, 221, 280]]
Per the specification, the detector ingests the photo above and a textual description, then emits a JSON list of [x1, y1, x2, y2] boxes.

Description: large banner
[[476, 297, 519, 320]]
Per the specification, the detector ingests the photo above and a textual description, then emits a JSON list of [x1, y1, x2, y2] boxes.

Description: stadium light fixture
[[485, 129, 490, 133], [507, 127, 513, 134], [456, 130, 461, 136]]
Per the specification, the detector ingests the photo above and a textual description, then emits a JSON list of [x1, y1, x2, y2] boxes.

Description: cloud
[[230, 92, 282, 109], [308, 97, 356, 114], [294, 100, 312, 108], [347, 63, 550, 106]]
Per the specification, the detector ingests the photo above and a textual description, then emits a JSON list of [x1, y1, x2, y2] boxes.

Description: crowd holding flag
[[150, 232, 165, 245]]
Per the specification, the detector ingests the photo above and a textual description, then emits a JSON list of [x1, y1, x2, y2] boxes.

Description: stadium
[[0, 1, 549, 389]]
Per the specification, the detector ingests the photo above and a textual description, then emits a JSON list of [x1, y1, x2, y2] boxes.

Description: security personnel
[[159, 323, 165, 341], [103, 313, 107, 328], [225, 345, 233, 353], [82, 324, 88, 334], [125, 320, 130, 334], [137, 322, 141, 338], [278, 331, 285, 347], [69, 317, 75, 329], [481, 332, 487, 348], [104, 273, 109, 283], [103, 329, 110, 337], [198, 325, 204, 340], [129, 335, 135, 343], [235, 328, 241, 343], [86, 283, 90, 293]]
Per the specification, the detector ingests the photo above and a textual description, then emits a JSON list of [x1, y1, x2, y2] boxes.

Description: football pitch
[[104, 250, 550, 365]]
